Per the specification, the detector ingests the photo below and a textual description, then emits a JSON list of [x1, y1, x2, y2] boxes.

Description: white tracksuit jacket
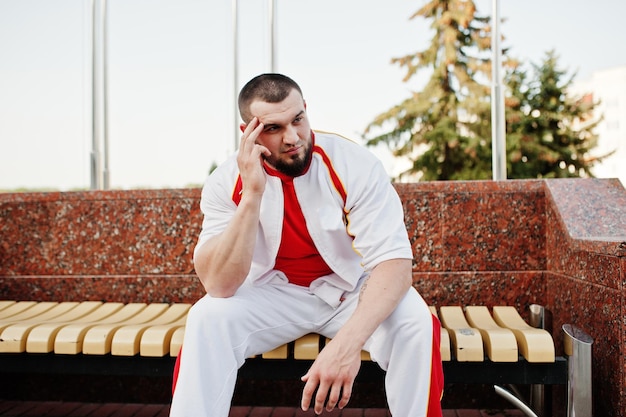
[[194, 131, 413, 307]]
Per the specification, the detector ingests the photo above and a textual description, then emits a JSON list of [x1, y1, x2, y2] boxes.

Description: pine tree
[[363, 0, 493, 181], [506, 51, 604, 178], [366, 3, 605, 181]]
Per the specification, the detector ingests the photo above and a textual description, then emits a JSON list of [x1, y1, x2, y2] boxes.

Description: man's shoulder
[[314, 130, 359, 147], [313, 131, 374, 159], [311, 131, 386, 187]]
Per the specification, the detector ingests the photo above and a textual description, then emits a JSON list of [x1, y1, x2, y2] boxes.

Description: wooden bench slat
[[170, 326, 185, 357], [83, 304, 170, 355], [1, 302, 103, 353], [54, 303, 149, 354], [429, 306, 451, 362], [0, 301, 39, 320], [464, 306, 518, 362], [438, 306, 484, 362], [111, 304, 191, 356], [262, 343, 289, 359], [0, 302, 60, 331], [293, 333, 320, 360], [492, 306, 555, 363], [139, 314, 188, 357], [0, 301, 17, 313], [0, 302, 84, 351], [25, 302, 124, 353], [0, 302, 79, 350]]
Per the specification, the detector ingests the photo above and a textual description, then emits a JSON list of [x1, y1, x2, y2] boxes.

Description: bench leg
[[563, 324, 593, 417], [529, 304, 549, 417], [530, 384, 546, 417]]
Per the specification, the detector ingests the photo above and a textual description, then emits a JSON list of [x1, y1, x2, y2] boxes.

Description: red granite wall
[[0, 179, 624, 416], [0, 189, 205, 303], [543, 179, 626, 417]]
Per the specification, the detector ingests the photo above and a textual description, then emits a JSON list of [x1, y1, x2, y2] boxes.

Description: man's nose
[[283, 125, 299, 145]]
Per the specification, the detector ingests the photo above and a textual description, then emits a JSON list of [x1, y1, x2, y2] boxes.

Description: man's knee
[[186, 294, 245, 328]]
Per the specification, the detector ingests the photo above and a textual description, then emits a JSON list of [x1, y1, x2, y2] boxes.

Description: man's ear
[[304, 100, 307, 110], [239, 123, 246, 133]]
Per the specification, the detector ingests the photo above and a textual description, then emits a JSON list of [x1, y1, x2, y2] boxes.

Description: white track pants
[[170, 278, 440, 416]]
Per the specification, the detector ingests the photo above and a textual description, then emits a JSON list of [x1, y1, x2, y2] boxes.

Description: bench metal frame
[[0, 350, 568, 383]]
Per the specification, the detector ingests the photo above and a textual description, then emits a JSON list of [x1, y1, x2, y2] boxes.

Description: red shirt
[[264, 164, 333, 287]]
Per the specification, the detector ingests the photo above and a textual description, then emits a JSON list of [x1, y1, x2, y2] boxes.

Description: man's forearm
[[194, 195, 263, 297], [334, 258, 413, 349], [299, 258, 413, 414]]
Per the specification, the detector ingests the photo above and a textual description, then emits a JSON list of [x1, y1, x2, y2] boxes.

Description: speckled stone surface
[[397, 180, 547, 274], [1, 179, 625, 417], [541, 178, 626, 417], [0, 189, 201, 277]]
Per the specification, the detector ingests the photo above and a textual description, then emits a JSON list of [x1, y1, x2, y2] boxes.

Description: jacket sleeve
[[343, 154, 413, 272], [193, 162, 238, 262]]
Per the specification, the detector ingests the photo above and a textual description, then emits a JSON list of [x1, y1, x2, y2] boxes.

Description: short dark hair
[[238, 73, 303, 123]]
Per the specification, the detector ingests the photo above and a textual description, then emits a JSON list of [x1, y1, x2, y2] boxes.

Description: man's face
[[247, 89, 313, 176]]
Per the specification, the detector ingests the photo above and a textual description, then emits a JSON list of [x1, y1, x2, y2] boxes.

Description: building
[[571, 65, 626, 187]]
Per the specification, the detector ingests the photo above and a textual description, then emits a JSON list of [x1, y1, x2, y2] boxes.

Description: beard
[[272, 140, 313, 177]]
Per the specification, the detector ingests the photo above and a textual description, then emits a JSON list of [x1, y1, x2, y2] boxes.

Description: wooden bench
[[0, 300, 591, 417]]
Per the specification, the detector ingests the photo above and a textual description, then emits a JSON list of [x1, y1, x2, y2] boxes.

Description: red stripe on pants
[[427, 314, 444, 417], [172, 347, 182, 395]]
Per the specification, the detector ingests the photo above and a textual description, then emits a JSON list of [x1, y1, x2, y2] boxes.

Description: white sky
[[1, 0, 625, 190]]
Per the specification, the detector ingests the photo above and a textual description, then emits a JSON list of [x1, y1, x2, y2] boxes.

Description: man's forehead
[[249, 91, 305, 122]]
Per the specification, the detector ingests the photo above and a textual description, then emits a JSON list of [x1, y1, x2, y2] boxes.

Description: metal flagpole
[[90, 0, 103, 190], [232, 0, 239, 151], [102, 0, 110, 189], [269, 0, 276, 72], [491, 0, 506, 180], [232, 0, 275, 150]]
